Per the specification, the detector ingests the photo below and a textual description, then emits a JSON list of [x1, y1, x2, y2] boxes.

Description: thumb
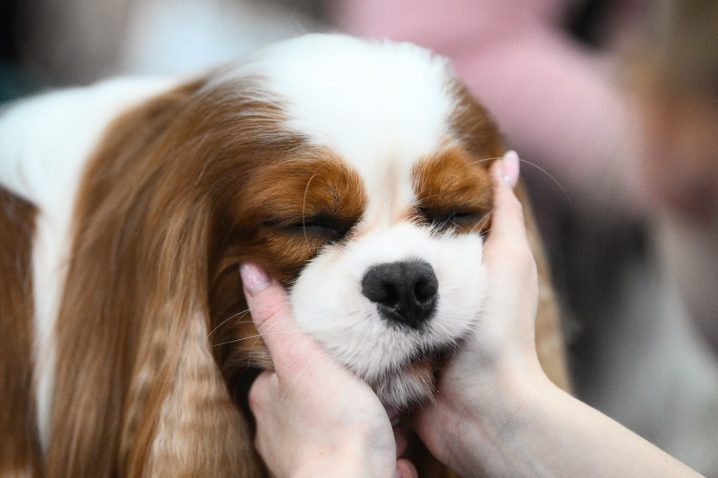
[[239, 263, 319, 375], [484, 151, 531, 263]]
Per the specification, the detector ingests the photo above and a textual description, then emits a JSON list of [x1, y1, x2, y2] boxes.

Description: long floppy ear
[[0, 188, 43, 477], [47, 81, 261, 477], [119, 197, 260, 477]]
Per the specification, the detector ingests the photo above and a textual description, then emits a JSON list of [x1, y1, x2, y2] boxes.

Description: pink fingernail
[[502, 150, 520, 187], [240, 263, 270, 295]]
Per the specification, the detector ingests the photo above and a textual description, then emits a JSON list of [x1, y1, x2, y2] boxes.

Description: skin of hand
[[241, 263, 417, 478], [413, 155, 701, 477], [413, 153, 544, 473]]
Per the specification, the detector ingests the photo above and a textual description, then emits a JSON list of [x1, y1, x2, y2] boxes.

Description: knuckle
[[279, 341, 316, 377], [250, 297, 286, 329], [248, 374, 268, 413]]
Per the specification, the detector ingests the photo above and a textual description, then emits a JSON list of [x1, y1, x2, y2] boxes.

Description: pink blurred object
[[334, 0, 641, 214]]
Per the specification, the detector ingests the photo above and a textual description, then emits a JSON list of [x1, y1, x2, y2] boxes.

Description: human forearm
[[446, 370, 701, 478]]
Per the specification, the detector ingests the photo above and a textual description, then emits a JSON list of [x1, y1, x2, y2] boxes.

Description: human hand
[[241, 263, 417, 478], [414, 152, 550, 474]]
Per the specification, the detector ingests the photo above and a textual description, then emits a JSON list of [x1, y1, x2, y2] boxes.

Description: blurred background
[[2, 0, 717, 475]]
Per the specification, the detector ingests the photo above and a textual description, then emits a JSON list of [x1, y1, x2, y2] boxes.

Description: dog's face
[[288, 152, 492, 410], [202, 35, 502, 411]]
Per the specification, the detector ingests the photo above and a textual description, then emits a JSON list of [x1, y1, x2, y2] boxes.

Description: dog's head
[[52, 34, 504, 474], [202, 35, 503, 410]]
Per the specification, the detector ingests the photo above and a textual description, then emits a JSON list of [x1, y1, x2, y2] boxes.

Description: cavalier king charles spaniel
[[0, 34, 568, 477]]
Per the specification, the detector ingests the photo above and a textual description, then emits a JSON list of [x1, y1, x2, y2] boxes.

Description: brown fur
[[5, 73, 568, 477], [48, 79, 272, 477], [412, 146, 495, 233], [0, 187, 42, 478], [45, 77, 370, 477]]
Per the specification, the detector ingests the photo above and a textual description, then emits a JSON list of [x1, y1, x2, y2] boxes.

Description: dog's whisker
[[208, 300, 290, 337], [301, 172, 321, 241], [517, 158, 573, 208], [207, 309, 251, 337], [211, 330, 301, 348], [209, 300, 293, 339], [239, 310, 300, 351]]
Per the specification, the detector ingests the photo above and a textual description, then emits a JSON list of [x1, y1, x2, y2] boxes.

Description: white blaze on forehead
[[218, 34, 456, 219]]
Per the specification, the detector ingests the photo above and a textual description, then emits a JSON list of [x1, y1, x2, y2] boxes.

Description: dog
[[0, 34, 569, 477]]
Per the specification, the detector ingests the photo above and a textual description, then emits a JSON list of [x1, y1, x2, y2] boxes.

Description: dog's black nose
[[361, 260, 438, 328]]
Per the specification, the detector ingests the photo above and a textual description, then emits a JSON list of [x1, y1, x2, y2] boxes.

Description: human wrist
[[293, 438, 392, 478], [440, 360, 557, 475], [459, 345, 548, 405]]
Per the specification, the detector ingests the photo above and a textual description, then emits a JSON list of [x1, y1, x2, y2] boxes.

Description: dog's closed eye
[[418, 206, 486, 231], [266, 214, 355, 243]]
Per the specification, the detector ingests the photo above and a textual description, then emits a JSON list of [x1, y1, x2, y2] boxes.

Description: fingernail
[[240, 263, 270, 295], [502, 150, 520, 187], [396, 470, 402, 478]]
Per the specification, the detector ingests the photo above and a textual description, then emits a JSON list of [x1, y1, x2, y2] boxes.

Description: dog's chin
[[371, 361, 437, 413], [364, 343, 460, 414]]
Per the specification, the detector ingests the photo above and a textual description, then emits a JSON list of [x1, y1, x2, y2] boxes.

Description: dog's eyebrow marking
[[411, 146, 494, 233]]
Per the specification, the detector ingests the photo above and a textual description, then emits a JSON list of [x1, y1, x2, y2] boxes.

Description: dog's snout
[[361, 260, 438, 328]]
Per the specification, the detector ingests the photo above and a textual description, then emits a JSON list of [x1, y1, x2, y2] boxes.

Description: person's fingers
[[396, 458, 418, 478], [239, 262, 287, 331], [247, 370, 273, 416], [239, 262, 322, 375], [484, 152, 532, 264], [487, 151, 526, 240], [494, 150, 520, 188], [248, 371, 274, 461]]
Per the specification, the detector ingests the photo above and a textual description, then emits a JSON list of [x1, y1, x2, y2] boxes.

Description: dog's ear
[[118, 197, 260, 477], [0, 189, 43, 477], [47, 79, 262, 477]]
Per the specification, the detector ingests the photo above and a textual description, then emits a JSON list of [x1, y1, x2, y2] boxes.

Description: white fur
[[216, 34, 455, 224], [220, 35, 487, 409], [291, 225, 486, 407], [0, 77, 177, 448]]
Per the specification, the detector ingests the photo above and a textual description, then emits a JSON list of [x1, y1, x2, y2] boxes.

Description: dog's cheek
[[428, 233, 487, 340]]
